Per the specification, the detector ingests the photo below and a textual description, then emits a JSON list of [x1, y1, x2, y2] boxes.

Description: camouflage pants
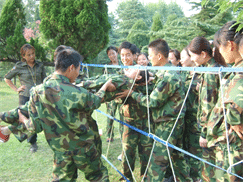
[[89, 117, 102, 156], [52, 145, 109, 182], [19, 95, 37, 144], [122, 118, 153, 181], [145, 119, 192, 182], [201, 147, 216, 182], [214, 135, 243, 182], [183, 118, 202, 181], [106, 101, 123, 139]]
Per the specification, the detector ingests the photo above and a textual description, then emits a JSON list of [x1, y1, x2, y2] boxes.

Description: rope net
[[83, 63, 243, 182]]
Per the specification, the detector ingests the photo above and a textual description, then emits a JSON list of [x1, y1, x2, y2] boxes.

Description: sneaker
[[117, 153, 122, 161], [0, 126, 10, 143], [30, 143, 38, 153]]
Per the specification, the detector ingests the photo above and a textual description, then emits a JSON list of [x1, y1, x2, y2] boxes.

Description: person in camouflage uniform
[[2, 49, 113, 182], [188, 36, 225, 182], [117, 39, 190, 182], [4, 43, 46, 153], [105, 46, 123, 142], [207, 21, 243, 182], [180, 47, 202, 181]]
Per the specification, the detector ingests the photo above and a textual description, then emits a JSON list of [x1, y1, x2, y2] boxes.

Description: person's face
[[137, 54, 149, 66], [125, 68, 141, 81], [218, 42, 235, 64], [188, 50, 206, 66], [180, 50, 195, 67], [69, 64, 80, 83], [168, 52, 179, 66], [23, 49, 35, 64], [107, 49, 118, 64], [148, 48, 160, 66], [120, 48, 134, 66]]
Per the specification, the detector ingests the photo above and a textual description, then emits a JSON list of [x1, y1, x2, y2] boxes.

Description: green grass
[[0, 81, 142, 182]]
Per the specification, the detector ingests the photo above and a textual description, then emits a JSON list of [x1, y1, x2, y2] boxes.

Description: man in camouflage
[[117, 39, 191, 182], [1, 49, 112, 181]]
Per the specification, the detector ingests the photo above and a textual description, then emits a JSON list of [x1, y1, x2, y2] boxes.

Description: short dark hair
[[106, 46, 118, 54], [214, 21, 243, 47], [240, 37, 243, 48], [188, 37, 212, 57], [138, 52, 148, 60], [55, 50, 83, 72], [54, 45, 74, 62], [119, 41, 137, 55], [136, 70, 150, 84], [148, 39, 170, 58], [169, 49, 180, 60], [182, 46, 190, 57]]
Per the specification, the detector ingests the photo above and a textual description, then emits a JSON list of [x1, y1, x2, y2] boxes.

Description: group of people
[[0, 20, 243, 182]]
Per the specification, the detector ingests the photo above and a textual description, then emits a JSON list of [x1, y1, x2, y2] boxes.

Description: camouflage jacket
[[197, 58, 221, 138], [131, 63, 186, 123], [24, 73, 105, 153], [184, 72, 200, 121], [207, 60, 243, 147], [77, 73, 154, 121], [4, 60, 46, 97]]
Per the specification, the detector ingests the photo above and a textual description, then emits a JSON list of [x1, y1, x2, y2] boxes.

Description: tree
[[151, 17, 203, 51], [145, 1, 184, 25], [39, 0, 111, 62], [116, 0, 148, 37], [0, 0, 6, 14], [202, 0, 243, 31], [0, 0, 26, 62], [190, 0, 233, 39], [127, 19, 150, 50], [24, 0, 38, 28]]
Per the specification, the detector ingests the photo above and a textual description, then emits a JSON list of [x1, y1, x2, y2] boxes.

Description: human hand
[[199, 136, 207, 148], [115, 89, 132, 99], [230, 124, 243, 140], [18, 109, 28, 124], [17, 85, 26, 93], [106, 80, 116, 92]]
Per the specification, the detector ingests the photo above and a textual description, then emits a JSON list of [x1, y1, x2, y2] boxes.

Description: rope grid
[[86, 63, 243, 182]]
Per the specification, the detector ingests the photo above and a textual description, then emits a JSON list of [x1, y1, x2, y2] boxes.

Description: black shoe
[[30, 143, 38, 153]]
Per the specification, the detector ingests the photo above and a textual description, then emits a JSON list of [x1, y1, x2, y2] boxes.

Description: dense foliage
[[39, 0, 111, 62]]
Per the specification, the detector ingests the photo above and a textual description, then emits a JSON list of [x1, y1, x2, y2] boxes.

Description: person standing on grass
[[4, 44, 46, 153], [105, 46, 123, 142], [2, 49, 114, 181], [180, 46, 202, 181], [207, 21, 243, 181], [116, 38, 191, 181], [188, 36, 226, 181]]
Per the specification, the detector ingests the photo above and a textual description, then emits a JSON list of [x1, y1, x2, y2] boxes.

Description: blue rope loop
[[95, 109, 243, 180], [81, 63, 243, 72], [101, 155, 130, 182]]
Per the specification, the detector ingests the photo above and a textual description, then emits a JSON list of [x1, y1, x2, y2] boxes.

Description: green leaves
[[39, 0, 110, 61]]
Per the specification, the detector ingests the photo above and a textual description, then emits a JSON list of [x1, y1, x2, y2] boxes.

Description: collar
[[51, 73, 70, 83]]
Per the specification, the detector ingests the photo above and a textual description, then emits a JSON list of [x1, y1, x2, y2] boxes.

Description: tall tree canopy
[[127, 19, 149, 50], [116, 0, 148, 37], [39, 0, 111, 61], [0, 0, 26, 62]]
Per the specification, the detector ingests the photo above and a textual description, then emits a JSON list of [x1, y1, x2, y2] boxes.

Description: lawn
[[0, 81, 142, 182]]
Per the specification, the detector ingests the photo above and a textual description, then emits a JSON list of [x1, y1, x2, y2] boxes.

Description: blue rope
[[82, 63, 243, 73], [101, 155, 130, 182], [96, 109, 243, 180]]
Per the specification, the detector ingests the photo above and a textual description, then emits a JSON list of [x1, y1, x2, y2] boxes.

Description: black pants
[[19, 95, 37, 145]]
